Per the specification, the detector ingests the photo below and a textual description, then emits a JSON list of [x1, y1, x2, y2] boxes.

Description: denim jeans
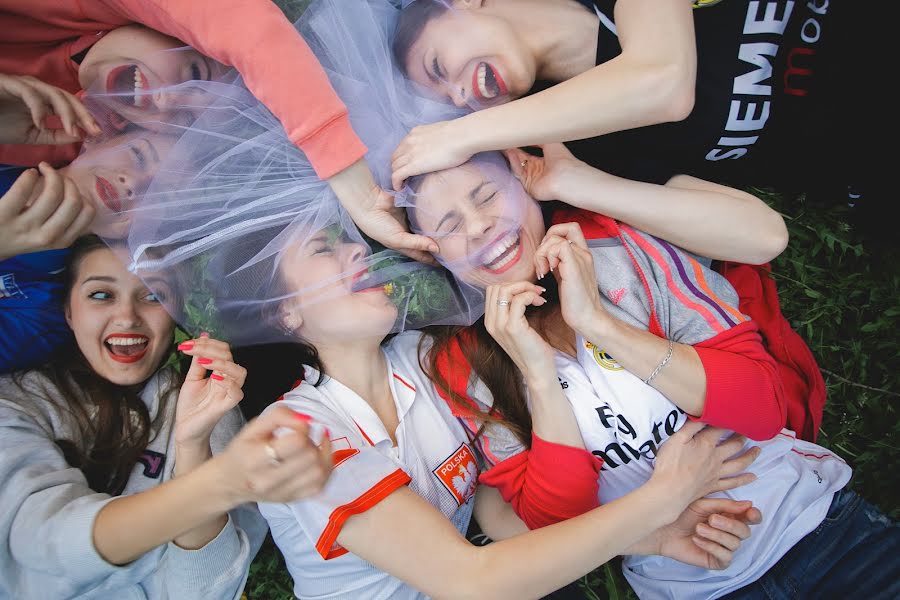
[[723, 488, 900, 600]]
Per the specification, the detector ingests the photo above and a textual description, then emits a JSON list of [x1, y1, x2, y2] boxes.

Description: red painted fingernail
[[210, 373, 224, 381], [198, 358, 213, 365], [293, 413, 312, 422], [177, 341, 194, 351], [324, 427, 330, 438]]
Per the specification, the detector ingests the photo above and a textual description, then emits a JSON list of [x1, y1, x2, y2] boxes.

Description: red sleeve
[[691, 320, 786, 441], [478, 433, 602, 530], [102, 0, 367, 179]]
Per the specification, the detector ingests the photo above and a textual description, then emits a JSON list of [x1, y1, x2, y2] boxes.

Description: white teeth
[[482, 230, 521, 270], [107, 336, 148, 346], [476, 63, 495, 99], [133, 67, 144, 107]]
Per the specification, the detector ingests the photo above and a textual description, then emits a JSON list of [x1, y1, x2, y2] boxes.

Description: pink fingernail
[[293, 413, 312, 423], [198, 358, 213, 365], [177, 341, 194, 351], [200, 331, 210, 338], [210, 373, 224, 381]]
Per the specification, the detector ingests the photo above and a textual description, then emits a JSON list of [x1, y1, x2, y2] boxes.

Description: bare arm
[[339, 480, 678, 599], [337, 420, 756, 599], [508, 143, 789, 265], [457, 0, 695, 150], [392, 0, 697, 188]]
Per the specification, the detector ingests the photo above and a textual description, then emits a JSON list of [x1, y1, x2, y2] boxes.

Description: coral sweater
[[0, 0, 366, 178]]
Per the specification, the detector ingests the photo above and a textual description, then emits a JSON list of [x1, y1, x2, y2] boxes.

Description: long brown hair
[[421, 322, 534, 447], [13, 235, 178, 495]]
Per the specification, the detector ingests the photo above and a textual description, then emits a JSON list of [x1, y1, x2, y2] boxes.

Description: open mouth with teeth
[[477, 228, 523, 275], [104, 334, 150, 364], [472, 61, 508, 102], [350, 270, 394, 296], [106, 64, 149, 108]]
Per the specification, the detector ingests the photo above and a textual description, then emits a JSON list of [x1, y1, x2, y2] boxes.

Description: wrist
[[580, 308, 618, 344], [644, 475, 691, 523], [198, 454, 243, 512], [552, 160, 596, 210], [453, 112, 487, 156], [173, 441, 213, 476], [524, 373, 561, 396], [326, 158, 376, 209]]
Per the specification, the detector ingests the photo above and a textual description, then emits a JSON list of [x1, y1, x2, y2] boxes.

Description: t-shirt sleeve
[[263, 397, 411, 560], [617, 225, 785, 439], [101, 0, 367, 179]]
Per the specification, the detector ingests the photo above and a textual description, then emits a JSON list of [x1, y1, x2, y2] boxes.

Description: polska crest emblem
[[434, 443, 479, 506]]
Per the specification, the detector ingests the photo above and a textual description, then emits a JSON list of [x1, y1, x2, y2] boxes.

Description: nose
[[113, 298, 143, 328], [343, 242, 368, 266], [466, 208, 494, 240], [450, 85, 468, 108], [115, 170, 151, 201]]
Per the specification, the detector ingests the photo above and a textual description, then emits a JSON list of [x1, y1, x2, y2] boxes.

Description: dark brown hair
[[420, 267, 562, 448], [14, 235, 177, 495], [393, 0, 451, 75], [421, 322, 533, 447]]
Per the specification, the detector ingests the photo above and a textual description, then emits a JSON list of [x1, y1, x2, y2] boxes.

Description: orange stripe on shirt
[[625, 228, 727, 335], [689, 257, 748, 324], [315, 468, 412, 559]]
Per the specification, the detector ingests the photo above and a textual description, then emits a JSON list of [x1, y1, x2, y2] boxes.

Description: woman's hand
[[327, 158, 438, 264], [534, 223, 608, 337], [0, 73, 101, 145], [483, 281, 555, 386], [504, 143, 587, 202], [391, 120, 475, 191], [0, 163, 95, 261], [646, 497, 762, 570], [214, 405, 333, 506], [651, 421, 760, 510], [174, 334, 247, 447]]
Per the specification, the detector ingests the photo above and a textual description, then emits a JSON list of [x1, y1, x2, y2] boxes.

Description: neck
[[315, 337, 393, 412], [490, 0, 599, 82], [529, 302, 577, 357]]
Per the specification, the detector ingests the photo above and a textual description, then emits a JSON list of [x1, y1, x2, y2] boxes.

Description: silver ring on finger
[[497, 299, 511, 307], [520, 159, 528, 168], [264, 443, 282, 467]]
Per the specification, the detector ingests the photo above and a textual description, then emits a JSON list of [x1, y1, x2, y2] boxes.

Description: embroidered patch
[[136, 449, 166, 479], [585, 341, 624, 371], [607, 287, 627, 305], [434, 443, 478, 506]]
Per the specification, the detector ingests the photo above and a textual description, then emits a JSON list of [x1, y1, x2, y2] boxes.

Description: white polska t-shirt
[[258, 332, 477, 600]]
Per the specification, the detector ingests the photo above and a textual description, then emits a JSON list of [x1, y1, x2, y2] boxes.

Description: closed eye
[[432, 57, 443, 81], [477, 191, 497, 206], [130, 145, 147, 169]]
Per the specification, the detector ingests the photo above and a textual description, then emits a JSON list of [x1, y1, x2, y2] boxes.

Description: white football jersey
[[258, 332, 476, 600]]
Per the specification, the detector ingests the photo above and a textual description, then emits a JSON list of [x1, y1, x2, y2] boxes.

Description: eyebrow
[[81, 275, 116, 286]]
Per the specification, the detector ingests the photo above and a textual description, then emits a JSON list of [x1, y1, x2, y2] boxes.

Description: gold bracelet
[[644, 339, 675, 386]]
